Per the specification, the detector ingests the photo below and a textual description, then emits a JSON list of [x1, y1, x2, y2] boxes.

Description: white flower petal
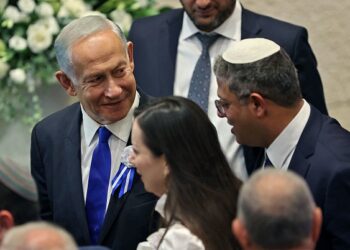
[[80, 11, 106, 18], [35, 2, 54, 17], [9, 35, 27, 51], [18, 0, 35, 14], [61, 0, 90, 18], [36, 17, 60, 35], [109, 10, 132, 33], [4, 6, 21, 23], [27, 23, 53, 53], [9, 68, 26, 84]]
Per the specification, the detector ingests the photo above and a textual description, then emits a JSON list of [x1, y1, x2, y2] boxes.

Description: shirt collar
[[266, 100, 311, 168], [180, 0, 242, 41], [82, 91, 140, 146], [155, 194, 167, 218]]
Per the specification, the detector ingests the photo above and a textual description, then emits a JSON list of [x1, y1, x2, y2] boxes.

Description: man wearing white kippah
[[0, 158, 39, 243], [213, 38, 350, 250], [128, 0, 327, 181]]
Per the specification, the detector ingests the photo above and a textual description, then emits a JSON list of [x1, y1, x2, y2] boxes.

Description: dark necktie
[[263, 152, 273, 168], [188, 33, 220, 112], [86, 127, 112, 244]]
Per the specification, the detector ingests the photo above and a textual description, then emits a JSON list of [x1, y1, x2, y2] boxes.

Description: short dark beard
[[191, 0, 235, 32]]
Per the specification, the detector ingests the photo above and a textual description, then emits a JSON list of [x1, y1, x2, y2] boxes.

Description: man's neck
[[264, 99, 304, 147]]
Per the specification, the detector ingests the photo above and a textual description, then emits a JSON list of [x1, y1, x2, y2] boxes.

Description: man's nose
[[104, 77, 122, 98], [196, 0, 211, 8]]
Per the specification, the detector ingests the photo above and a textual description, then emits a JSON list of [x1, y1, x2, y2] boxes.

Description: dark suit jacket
[[30, 91, 158, 250], [129, 8, 328, 114], [245, 106, 350, 250]]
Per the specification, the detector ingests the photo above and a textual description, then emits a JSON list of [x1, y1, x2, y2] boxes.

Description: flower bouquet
[[0, 0, 168, 125]]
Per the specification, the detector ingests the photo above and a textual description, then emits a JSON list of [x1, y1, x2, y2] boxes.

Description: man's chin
[[193, 16, 219, 32], [94, 110, 128, 124]]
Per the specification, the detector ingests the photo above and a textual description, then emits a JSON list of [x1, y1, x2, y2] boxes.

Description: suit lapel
[[157, 9, 183, 95], [98, 188, 130, 242], [63, 104, 91, 243], [98, 173, 143, 243], [288, 106, 321, 177], [241, 8, 262, 39]]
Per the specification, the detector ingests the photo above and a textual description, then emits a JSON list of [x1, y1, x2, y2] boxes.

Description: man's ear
[[126, 41, 134, 71], [232, 218, 250, 249], [0, 210, 14, 240], [55, 71, 77, 96], [248, 92, 267, 118], [311, 207, 323, 243]]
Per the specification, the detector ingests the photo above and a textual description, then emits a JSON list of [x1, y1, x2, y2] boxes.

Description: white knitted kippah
[[222, 38, 280, 64]]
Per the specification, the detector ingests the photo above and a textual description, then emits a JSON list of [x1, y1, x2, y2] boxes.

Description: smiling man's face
[[71, 29, 136, 124], [180, 0, 236, 32]]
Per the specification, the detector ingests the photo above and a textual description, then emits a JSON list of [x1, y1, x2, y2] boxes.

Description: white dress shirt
[[266, 100, 311, 170], [137, 195, 205, 250], [80, 92, 140, 209], [174, 1, 247, 180]]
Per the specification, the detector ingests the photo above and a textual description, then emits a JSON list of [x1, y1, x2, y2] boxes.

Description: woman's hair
[[134, 96, 242, 250]]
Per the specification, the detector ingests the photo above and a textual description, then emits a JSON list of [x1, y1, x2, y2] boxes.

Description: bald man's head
[[233, 169, 322, 250], [0, 222, 78, 250]]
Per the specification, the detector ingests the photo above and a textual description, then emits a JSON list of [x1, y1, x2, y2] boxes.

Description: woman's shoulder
[[137, 223, 205, 250]]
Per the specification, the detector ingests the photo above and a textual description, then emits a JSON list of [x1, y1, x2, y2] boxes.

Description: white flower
[[18, 0, 35, 14], [58, 0, 90, 18], [136, 0, 148, 8], [9, 68, 26, 84], [0, 0, 8, 11], [37, 17, 59, 35], [4, 6, 22, 23], [35, 2, 54, 17], [80, 11, 106, 18], [109, 10, 132, 33], [27, 23, 53, 53], [9, 35, 27, 51], [0, 61, 9, 80], [57, 6, 69, 18], [122, 146, 134, 167]]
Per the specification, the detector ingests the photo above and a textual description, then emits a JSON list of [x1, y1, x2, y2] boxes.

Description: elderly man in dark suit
[[30, 15, 157, 250], [213, 37, 350, 250], [128, 0, 327, 180]]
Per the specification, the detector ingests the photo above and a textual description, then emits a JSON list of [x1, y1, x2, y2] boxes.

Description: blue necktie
[[86, 127, 112, 244], [188, 33, 220, 112]]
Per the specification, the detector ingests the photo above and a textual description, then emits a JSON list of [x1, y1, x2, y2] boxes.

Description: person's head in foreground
[[0, 221, 78, 250], [233, 168, 322, 250], [0, 158, 39, 243], [214, 38, 303, 148], [130, 96, 242, 249]]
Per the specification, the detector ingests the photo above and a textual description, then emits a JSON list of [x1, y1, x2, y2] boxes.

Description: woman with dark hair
[[130, 96, 242, 250]]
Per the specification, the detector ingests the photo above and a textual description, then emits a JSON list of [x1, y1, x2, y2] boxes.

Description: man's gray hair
[[214, 48, 302, 106], [237, 169, 316, 250], [1, 222, 78, 250], [54, 15, 127, 84]]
